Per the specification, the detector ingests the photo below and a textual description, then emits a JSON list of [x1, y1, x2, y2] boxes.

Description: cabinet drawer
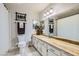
[[61, 51, 73, 56], [48, 50, 57, 56], [34, 41, 38, 49], [48, 45, 61, 56], [37, 40, 42, 52], [41, 45, 47, 56]]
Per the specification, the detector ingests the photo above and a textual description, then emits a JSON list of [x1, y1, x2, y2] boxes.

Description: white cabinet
[[32, 36, 72, 56]]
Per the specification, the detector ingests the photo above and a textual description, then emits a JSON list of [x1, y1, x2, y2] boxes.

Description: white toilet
[[17, 35, 27, 56]]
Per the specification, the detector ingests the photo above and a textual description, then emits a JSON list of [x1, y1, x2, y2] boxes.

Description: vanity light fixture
[[43, 8, 53, 17]]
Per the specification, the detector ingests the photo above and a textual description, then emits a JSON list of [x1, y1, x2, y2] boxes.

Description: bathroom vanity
[[31, 34, 79, 56]]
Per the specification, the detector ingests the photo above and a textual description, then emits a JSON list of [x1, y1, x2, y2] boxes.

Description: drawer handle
[[48, 49, 55, 52]]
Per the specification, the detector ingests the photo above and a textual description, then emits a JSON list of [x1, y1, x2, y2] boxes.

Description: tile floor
[[6, 46, 40, 56]]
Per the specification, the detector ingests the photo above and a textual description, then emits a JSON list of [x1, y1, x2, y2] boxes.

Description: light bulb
[[49, 9, 53, 13], [43, 14, 46, 16], [46, 12, 49, 15]]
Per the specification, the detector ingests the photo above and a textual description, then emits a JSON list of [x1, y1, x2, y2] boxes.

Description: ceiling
[[5, 3, 50, 13]]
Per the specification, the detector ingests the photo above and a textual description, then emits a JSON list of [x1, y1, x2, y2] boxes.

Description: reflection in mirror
[[48, 19, 55, 36], [33, 20, 45, 35], [43, 18, 57, 37]]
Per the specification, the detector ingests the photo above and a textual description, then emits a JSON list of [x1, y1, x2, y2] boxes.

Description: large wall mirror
[[57, 14, 79, 41], [43, 14, 79, 42], [42, 4, 79, 42]]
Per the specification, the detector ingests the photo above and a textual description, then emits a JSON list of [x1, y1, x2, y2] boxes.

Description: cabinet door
[[34, 38, 38, 49], [48, 45, 61, 56], [37, 40, 42, 53], [41, 42, 47, 56]]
